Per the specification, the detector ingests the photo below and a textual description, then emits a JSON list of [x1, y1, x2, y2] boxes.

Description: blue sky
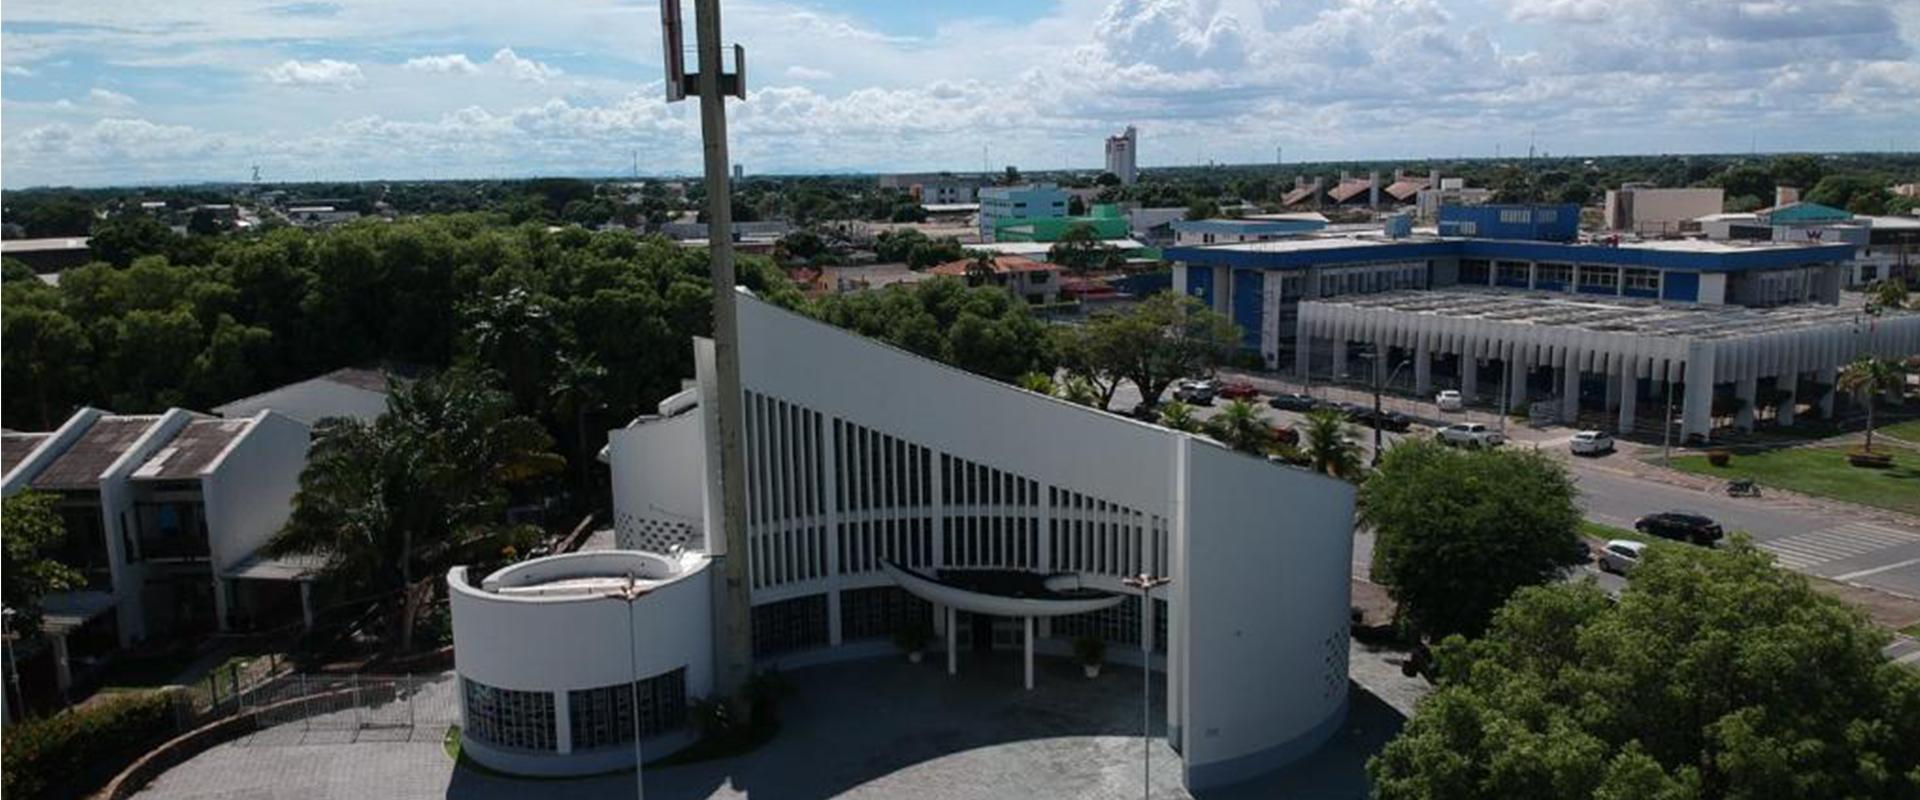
[[2, 0, 1917, 188]]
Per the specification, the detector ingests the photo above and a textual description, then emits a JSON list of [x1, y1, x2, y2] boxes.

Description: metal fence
[[191, 671, 460, 747]]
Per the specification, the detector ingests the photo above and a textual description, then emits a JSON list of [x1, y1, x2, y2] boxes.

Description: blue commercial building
[[1161, 215, 1892, 442]]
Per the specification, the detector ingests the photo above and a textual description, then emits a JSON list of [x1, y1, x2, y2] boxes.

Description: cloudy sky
[[2, 0, 1917, 188]]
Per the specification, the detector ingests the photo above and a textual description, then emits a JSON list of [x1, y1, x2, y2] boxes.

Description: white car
[[1437, 422, 1505, 448], [1435, 389, 1464, 412], [1596, 539, 1646, 574], [1569, 430, 1615, 455]]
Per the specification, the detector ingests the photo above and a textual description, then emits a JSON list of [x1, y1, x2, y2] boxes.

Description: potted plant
[[1073, 634, 1107, 678], [1706, 449, 1732, 467], [893, 621, 932, 664]]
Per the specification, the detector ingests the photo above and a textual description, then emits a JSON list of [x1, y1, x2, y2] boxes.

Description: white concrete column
[[1818, 366, 1838, 418], [1414, 346, 1432, 395], [1332, 339, 1348, 379], [946, 606, 957, 676], [1023, 616, 1034, 691], [1560, 366, 1580, 423], [1617, 369, 1637, 432], [1508, 357, 1528, 409], [299, 581, 315, 630], [52, 633, 72, 697], [1734, 376, 1757, 432], [1682, 372, 1715, 442], [1778, 377, 1797, 427], [1527, 261, 1538, 290], [214, 577, 232, 632], [1604, 371, 1620, 412], [1461, 358, 1479, 401], [554, 690, 573, 754], [1295, 334, 1312, 381]]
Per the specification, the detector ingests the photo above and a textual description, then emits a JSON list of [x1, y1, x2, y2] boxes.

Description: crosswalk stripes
[[1757, 522, 1920, 571]]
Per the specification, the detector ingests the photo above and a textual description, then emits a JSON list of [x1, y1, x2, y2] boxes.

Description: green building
[[993, 203, 1130, 243]]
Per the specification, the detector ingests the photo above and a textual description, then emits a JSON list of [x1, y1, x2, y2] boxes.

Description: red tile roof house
[[927, 255, 1061, 304], [2, 407, 312, 698]]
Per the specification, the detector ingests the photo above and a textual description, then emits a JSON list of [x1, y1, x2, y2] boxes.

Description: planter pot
[[1848, 451, 1894, 468], [1083, 663, 1101, 679], [907, 650, 924, 664]]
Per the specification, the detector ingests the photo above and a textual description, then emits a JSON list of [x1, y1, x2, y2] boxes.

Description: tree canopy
[[808, 277, 1057, 383], [1, 491, 85, 637], [1054, 292, 1238, 412], [1362, 439, 1587, 640], [268, 369, 563, 652], [1370, 539, 1920, 800]]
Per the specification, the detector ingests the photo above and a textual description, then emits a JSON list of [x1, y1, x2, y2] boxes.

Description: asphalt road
[[1567, 453, 1920, 599], [1110, 373, 1920, 600]]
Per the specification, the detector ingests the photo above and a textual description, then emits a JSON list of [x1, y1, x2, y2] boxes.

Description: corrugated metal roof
[[1384, 179, 1429, 201], [1281, 186, 1320, 206], [1327, 179, 1374, 203], [2, 432, 52, 477], [927, 256, 1056, 276], [132, 418, 253, 480], [30, 416, 162, 491]]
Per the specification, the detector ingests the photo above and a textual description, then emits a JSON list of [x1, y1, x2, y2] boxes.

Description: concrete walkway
[[140, 655, 1406, 800]]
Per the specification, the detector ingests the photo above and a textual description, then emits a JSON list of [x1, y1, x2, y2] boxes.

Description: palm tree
[[1157, 400, 1203, 433], [1867, 278, 1910, 314], [963, 252, 997, 287], [1836, 355, 1908, 454], [1301, 408, 1365, 479], [1017, 372, 1055, 396], [269, 369, 564, 653], [1207, 399, 1273, 454]]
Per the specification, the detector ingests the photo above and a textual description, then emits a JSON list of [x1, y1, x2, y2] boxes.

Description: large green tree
[[1064, 292, 1238, 412], [2, 491, 85, 637], [1370, 539, 1920, 800], [267, 369, 564, 652], [1362, 439, 1586, 640]]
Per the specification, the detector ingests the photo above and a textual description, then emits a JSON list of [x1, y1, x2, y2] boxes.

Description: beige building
[[1604, 185, 1724, 236]]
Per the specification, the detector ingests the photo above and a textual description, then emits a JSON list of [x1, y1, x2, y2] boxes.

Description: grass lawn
[[1668, 446, 1920, 516], [1877, 418, 1920, 446], [1902, 622, 1920, 640]]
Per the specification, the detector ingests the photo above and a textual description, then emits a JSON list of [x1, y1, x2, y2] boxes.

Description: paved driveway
[[140, 655, 1400, 800]]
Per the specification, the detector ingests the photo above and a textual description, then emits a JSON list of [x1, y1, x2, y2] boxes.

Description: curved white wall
[[447, 550, 714, 775]]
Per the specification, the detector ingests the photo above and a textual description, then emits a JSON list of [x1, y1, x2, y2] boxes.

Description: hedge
[[2, 688, 185, 799]]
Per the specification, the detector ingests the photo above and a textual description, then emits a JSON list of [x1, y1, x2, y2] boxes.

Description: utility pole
[[663, 0, 753, 721]]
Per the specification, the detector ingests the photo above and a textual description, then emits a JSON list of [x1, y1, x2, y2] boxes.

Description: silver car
[[1596, 539, 1645, 574]]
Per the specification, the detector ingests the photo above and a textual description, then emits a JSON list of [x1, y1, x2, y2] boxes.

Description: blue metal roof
[[1164, 238, 1855, 273]]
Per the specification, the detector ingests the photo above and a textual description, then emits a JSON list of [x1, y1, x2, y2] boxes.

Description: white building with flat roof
[[448, 290, 1359, 790]]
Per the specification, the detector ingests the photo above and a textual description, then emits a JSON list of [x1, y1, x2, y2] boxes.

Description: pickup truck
[[1437, 422, 1505, 448]]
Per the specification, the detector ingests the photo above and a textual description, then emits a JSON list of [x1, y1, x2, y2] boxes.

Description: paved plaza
[[139, 653, 1402, 799]]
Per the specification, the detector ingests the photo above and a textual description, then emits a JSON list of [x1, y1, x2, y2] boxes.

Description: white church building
[[448, 290, 1358, 791]]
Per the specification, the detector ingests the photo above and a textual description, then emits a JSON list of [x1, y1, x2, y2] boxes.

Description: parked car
[[1354, 407, 1412, 432], [1568, 430, 1615, 455], [1596, 539, 1646, 574], [1271, 425, 1300, 446], [1217, 380, 1259, 400], [1634, 511, 1724, 546], [1173, 379, 1217, 405], [1334, 402, 1369, 421], [1435, 389, 1464, 412], [1437, 422, 1505, 448], [1267, 392, 1317, 411]]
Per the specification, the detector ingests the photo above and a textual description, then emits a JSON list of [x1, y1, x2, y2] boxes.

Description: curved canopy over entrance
[[881, 561, 1126, 617]]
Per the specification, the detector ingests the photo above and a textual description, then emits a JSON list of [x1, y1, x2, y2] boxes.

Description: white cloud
[[783, 65, 833, 82], [88, 87, 136, 106], [490, 48, 560, 83], [403, 53, 480, 74], [264, 58, 365, 89], [4, 65, 36, 77]]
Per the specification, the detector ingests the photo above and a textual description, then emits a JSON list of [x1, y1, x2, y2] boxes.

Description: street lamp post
[[1361, 352, 1414, 465], [605, 578, 653, 800], [1121, 574, 1171, 800], [3, 608, 23, 723]]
